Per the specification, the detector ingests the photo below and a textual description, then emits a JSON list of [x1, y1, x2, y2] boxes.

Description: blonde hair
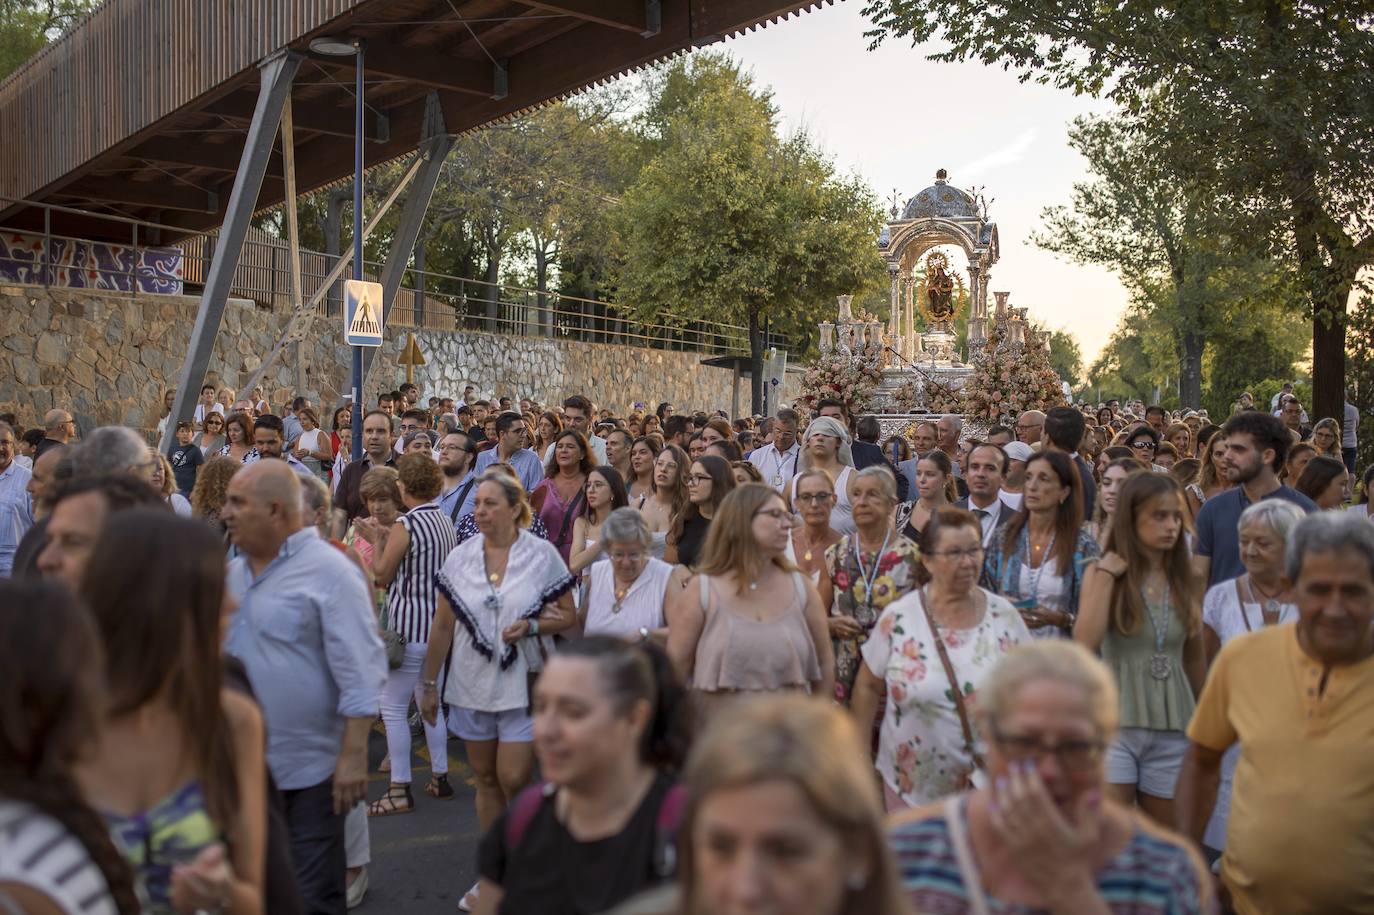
[[151, 452, 176, 497], [793, 466, 835, 493], [695, 484, 795, 594], [358, 465, 401, 506], [679, 696, 911, 915], [976, 640, 1119, 738], [189, 455, 240, 517]]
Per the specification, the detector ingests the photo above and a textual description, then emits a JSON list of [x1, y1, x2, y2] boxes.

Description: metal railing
[[0, 197, 781, 357]]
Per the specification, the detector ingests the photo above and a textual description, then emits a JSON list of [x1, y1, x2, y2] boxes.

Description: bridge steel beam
[[160, 50, 302, 454], [361, 91, 453, 389]]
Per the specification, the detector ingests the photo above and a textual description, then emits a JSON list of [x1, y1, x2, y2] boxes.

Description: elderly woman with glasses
[[852, 508, 1029, 810], [818, 467, 923, 707], [580, 507, 689, 643], [788, 416, 856, 535], [889, 641, 1212, 913]]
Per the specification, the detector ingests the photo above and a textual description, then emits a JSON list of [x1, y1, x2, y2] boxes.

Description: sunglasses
[[1129, 441, 1157, 451]]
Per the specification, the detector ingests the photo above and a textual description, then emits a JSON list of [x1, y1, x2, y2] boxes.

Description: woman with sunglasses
[[890, 641, 1211, 913], [1123, 425, 1162, 470], [196, 411, 227, 458], [853, 507, 1029, 810]]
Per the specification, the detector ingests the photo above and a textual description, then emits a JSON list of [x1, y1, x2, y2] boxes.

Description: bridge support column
[[361, 91, 453, 392], [160, 50, 302, 453]]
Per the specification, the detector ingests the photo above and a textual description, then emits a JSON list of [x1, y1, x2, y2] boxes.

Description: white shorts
[[1105, 727, 1189, 799], [447, 706, 534, 743]]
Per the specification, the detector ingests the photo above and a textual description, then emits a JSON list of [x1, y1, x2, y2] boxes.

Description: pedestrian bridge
[[0, 0, 820, 243]]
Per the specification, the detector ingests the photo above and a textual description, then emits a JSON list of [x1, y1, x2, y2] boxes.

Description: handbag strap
[[943, 796, 992, 915], [450, 477, 477, 523], [919, 587, 985, 771], [1234, 577, 1253, 633], [554, 489, 585, 548]]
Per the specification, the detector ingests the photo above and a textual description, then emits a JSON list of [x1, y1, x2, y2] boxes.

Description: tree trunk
[[1179, 328, 1205, 410], [1312, 286, 1350, 423], [534, 244, 550, 337], [484, 250, 500, 333], [748, 306, 764, 416]]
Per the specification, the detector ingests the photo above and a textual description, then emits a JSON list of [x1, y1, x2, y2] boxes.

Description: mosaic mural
[[0, 231, 183, 294]]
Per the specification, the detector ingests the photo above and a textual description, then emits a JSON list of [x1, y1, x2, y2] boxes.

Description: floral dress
[[825, 532, 923, 705], [862, 588, 1029, 807]]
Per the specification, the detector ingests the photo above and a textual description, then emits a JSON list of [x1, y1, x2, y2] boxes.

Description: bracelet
[[419, 678, 438, 690], [529, 618, 541, 636]]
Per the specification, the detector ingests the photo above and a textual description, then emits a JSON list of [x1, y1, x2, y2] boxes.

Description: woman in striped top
[[0, 579, 134, 915], [369, 453, 459, 815], [888, 641, 1213, 915]]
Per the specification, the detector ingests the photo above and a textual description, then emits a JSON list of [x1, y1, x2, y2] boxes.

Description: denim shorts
[[447, 706, 534, 743], [1105, 727, 1189, 799]]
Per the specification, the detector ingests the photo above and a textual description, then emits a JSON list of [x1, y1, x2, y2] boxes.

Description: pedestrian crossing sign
[[344, 279, 384, 347]]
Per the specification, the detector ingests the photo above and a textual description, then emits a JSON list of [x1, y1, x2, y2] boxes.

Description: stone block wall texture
[[0, 285, 796, 436]]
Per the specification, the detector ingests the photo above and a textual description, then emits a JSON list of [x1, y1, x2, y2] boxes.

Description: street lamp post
[[310, 35, 366, 461]]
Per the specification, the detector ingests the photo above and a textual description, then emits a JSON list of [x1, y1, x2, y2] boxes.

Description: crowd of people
[[0, 379, 1371, 915]]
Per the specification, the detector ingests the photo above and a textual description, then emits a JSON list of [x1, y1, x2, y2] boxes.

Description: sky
[[715, 0, 1130, 363]]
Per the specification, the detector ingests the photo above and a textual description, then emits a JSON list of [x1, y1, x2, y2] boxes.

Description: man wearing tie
[[955, 443, 1016, 546]]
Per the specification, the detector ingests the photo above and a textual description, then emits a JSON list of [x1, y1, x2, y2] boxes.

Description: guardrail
[[0, 197, 784, 357]]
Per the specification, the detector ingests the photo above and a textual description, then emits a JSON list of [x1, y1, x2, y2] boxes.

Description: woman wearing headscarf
[[789, 416, 856, 536]]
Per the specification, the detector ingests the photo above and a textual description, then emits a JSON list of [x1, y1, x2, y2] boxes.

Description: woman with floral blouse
[[818, 466, 923, 706], [852, 507, 1030, 811]]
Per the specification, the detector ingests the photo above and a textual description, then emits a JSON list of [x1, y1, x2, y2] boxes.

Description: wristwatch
[[638, 627, 650, 642]]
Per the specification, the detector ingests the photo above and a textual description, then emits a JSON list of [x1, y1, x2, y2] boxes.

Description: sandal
[[367, 783, 414, 817], [426, 774, 454, 800]]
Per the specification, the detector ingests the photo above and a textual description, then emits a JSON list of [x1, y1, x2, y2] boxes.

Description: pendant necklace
[[1248, 577, 1283, 624], [853, 529, 893, 619], [483, 547, 504, 613], [1145, 580, 1172, 681], [612, 579, 632, 613]]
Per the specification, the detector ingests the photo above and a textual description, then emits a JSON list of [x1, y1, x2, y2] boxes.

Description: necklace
[[1021, 528, 1057, 612], [1144, 580, 1172, 681], [612, 575, 635, 613], [482, 548, 505, 613], [1247, 576, 1284, 622], [852, 529, 893, 619], [796, 527, 826, 563]]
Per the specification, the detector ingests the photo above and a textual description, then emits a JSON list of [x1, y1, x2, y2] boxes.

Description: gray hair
[[69, 426, 149, 475], [600, 506, 651, 548], [299, 474, 331, 516], [1237, 499, 1305, 544], [978, 640, 1119, 738], [853, 464, 897, 504], [1286, 511, 1374, 582]]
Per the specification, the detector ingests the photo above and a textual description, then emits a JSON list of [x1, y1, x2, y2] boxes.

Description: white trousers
[[380, 642, 450, 785]]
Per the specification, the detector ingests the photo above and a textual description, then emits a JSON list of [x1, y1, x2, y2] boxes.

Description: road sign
[[344, 279, 384, 347], [398, 332, 426, 384]]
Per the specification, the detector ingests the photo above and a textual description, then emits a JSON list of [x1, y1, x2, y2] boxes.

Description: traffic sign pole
[[350, 41, 366, 462]]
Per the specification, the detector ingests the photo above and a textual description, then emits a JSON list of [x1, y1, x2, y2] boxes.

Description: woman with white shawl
[[785, 415, 857, 536], [420, 468, 575, 912]]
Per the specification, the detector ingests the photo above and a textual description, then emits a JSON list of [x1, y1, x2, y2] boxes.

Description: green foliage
[[0, 0, 94, 81], [861, 0, 1374, 421], [1044, 328, 1083, 391], [615, 54, 885, 410]]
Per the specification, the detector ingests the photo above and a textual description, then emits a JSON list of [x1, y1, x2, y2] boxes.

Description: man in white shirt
[[955, 443, 1015, 546], [748, 407, 801, 491], [541, 394, 607, 464], [1000, 441, 1032, 511]]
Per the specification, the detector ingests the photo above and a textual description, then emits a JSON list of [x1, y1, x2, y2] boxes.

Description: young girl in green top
[[1075, 472, 1206, 830]]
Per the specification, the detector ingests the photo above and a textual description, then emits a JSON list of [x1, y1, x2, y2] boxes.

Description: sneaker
[[457, 881, 480, 912], [345, 866, 368, 910]]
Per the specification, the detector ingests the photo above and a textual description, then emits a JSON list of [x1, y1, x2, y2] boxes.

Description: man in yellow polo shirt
[[1176, 511, 1374, 914]]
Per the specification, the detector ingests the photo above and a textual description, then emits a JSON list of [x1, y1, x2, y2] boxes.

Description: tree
[[862, 0, 1374, 422], [1044, 327, 1083, 392], [0, 0, 94, 80], [616, 54, 884, 413]]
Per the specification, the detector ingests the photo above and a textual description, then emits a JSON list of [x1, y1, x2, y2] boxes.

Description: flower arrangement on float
[[799, 351, 884, 417], [961, 319, 1064, 423]]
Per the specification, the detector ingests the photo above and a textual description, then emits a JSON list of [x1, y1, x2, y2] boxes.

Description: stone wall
[[0, 284, 796, 436]]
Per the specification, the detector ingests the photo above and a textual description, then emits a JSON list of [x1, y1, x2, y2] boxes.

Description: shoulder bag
[[918, 587, 987, 788], [376, 602, 405, 670]]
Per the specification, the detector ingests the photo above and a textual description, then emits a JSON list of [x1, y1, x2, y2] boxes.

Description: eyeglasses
[[795, 492, 834, 504], [608, 550, 646, 563], [1015, 423, 1042, 432], [991, 727, 1104, 772], [688, 473, 714, 484], [754, 508, 794, 525], [1129, 441, 1157, 451], [928, 546, 984, 562]]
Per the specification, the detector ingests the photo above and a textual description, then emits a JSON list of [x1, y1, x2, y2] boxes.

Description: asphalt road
[[354, 718, 485, 914]]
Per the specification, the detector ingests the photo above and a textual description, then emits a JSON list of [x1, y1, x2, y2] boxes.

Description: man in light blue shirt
[[436, 430, 480, 527], [0, 423, 34, 577], [476, 410, 545, 495], [222, 460, 385, 913], [282, 395, 310, 446]]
